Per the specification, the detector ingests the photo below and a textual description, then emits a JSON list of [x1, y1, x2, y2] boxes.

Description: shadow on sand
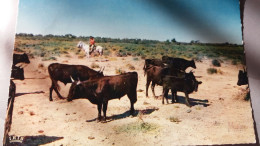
[[86, 107, 158, 123], [165, 95, 210, 107], [15, 91, 45, 97], [7, 135, 63, 146]]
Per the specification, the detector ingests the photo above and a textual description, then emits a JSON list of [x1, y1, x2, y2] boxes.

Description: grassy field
[[14, 34, 245, 64]]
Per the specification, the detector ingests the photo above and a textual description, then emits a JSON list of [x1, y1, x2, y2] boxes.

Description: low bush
[[91, 63, 100, 68], [212, 59, 221, 67], [169, 116, 181, 123], [42, 56, 57, 61], [207, 68, 217, 74], [115, 68, 126, 74], [126, 64, 135, 70]]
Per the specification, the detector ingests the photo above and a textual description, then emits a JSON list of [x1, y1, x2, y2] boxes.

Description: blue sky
[[16, 0, 242, 44]]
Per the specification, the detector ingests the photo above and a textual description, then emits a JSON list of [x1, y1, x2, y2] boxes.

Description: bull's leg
[[53, 86, 64, 99], [174, 91, 179, 103], [172, 90, 177, 103], [127, 91, 137, 115], [50, 81, 64, 100], [97, 103, 102, 122], [165, 88, 169, 104], [151, 82, 156, 98], [162, 88, 169, 104], [185, 93, 191, 107], [146, 78, 151, 98], [102, 101, 108, 122], [162, 88, 165, 104], [49, 86, 53, 101]]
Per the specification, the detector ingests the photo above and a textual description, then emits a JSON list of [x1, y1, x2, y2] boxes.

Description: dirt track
[[9, 54, 255, 145]]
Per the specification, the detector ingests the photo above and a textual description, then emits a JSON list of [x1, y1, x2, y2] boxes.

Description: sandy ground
[[9, 53, 255, 145]]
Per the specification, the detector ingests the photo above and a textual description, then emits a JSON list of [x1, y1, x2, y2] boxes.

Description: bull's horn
[[77, 80, 81, 85], [15, 63, 23, 68], [70, 76, 74, 82], [21, 63, 28, 68]]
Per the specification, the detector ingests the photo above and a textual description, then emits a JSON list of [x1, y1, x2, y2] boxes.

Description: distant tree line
[[16, 33, 241, 46]]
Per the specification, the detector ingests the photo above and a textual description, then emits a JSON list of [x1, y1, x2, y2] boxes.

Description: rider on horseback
[[89, 36, 96, 53]]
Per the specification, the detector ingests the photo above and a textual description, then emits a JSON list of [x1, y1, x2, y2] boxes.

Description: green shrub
[[42, 56, 57, 61], [212, 59, 221, 67], [91, 63, 100, 68], [115, 68, 126, 74], [132, 57, 139, 61], [126, 64, 135, 70], [115, 122, 159, 133], [207, 68, 217, 74], [244, 92, 250, 101], [232, 60, 238, 65], [169, 116, 181, 123]]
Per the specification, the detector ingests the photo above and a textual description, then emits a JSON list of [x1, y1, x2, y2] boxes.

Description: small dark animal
[[48, 63, 104, 101], [143, 59, 165, 76], [145, 66, 184, 98], [67, 72, 138, 122], [237, 69, 248, 86], [162, 71, 202, 107], [11, 66, 24, 80], [162, 56, 196, 71]]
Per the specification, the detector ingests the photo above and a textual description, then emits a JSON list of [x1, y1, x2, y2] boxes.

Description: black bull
[[48, 63, 104, 101], [162, 56, 196, 71], [11, 53, 30, 80], [67, 72, 138, 122], [162, 72, 202, 107]]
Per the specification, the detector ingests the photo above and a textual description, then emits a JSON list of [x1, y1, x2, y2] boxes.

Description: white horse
[[77, 41, 103, 58]]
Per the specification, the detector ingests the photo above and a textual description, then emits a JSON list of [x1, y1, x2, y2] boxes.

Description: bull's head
[[67, 76, 82, 101], [190, 60, 196, 69], [161, 56, 168, 63], [187, 71, 202, 92], [67, 81, 83, 102], [22, 53, 30, 64], [194, 81, 202, 92]]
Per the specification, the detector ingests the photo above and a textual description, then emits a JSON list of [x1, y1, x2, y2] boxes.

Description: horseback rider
[[89, 36, 96, 53]]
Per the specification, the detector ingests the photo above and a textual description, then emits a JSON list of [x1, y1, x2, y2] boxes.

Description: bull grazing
[[145, 66, 184, 98], [143, 59, 165, 76], [162, 71, 202, 107], [48, 63, 104, 101], [237, 69, 248, 86], [162, 56, 196, 71], [67, 72, 138, 122]]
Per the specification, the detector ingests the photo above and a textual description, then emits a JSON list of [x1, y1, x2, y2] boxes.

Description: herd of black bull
[[9, 53, 249, 122]]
